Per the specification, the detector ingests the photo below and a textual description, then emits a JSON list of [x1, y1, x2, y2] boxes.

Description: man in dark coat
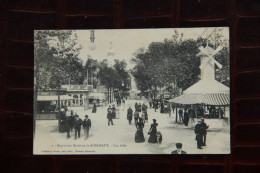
[[74, 115, 83, 139], [107, 105, 112, 112], [171, 143, 187, 154], [127, 106, 133, 125], [138, 103, 142, 112], [154, 101, 158, 112], [183, 110, 189, 126], [135, 102, 138, 111], [83, 115, 91, 140], [178, 109, 184, 122], [201, 118, 209, 146], [107, 109, 114, 126], [68, 112, 75, 132], [194, 120, 203, 149]]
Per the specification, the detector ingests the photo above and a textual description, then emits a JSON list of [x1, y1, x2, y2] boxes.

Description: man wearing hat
[[171, 143, 187, 154], [107, 108, 114, 126], [83, 115, 91, 140], [201, 118, 209, 146], [194, 120, 204, 149], [107, 105, 112, 112], [74, 115, 83, 139]]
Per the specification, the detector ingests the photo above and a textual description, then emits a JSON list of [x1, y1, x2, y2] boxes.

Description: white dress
[[116, 107, 120, 119]]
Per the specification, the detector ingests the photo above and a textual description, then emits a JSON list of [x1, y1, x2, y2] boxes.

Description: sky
[[75, 27, 229, 70]]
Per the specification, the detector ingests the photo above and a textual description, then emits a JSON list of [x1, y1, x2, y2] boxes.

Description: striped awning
[[169, 93, 229, 106]]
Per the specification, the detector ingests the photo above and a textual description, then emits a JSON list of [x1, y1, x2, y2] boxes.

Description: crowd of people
[[59, 108, 92, 140], [57, 98, 211, 153]]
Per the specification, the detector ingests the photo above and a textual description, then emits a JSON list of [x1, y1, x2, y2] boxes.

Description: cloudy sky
[[76, 27, 229, 70]]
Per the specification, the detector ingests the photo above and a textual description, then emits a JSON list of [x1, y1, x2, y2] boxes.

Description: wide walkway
[[34, 99, 230, 154]]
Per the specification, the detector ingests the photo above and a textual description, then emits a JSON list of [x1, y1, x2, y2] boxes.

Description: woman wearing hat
[[135, 118, 145, 143], [148, 119, 158, 143]]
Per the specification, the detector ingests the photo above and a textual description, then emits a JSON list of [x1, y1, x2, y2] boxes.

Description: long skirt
[[135, 130, 145, 143], [148, 133, 157, 143], [112, 112, 116, 119], [92, 107, 96, 113]]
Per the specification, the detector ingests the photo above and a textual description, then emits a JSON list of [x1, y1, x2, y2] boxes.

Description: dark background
[[0, 0, 260, 173]]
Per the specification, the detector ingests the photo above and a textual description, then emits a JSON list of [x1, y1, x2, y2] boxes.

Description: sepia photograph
[[33, 28, 230, 155]]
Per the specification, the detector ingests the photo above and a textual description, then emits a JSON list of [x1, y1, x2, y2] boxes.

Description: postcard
[[33, 28, 230, 154]]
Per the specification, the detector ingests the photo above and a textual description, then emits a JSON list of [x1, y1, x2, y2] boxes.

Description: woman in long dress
[[116, 106, 120, 119], [92, 103, 97, 113], [148, 119, 158, 143], [135, 118, 145, 143]]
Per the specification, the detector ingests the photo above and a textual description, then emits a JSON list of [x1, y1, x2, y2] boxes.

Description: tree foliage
[[35, 30, 83, 89], [131, 30, 230, 95]]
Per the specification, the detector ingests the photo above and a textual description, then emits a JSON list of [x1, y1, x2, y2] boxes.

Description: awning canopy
[[169, 93, 229, 106], [37, 95, 74, 101], [169, 79, 230, 106], [184, 79, 229, 94]]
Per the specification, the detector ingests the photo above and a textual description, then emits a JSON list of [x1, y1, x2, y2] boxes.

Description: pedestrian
[[189, 108, 195, 123], [168, 102, 172, 117], [183, 109, 189, 126], [156, 131, 163, 144], [145, 110, 148, 123], [107, 105, 112, 112], [148, 119, 158, 143], [107, 109, 114, 126], [116, 105, 120, 119], [134, 110, 139, 125], [178, 108, 184, 122], [138, 103, 142, 112], [154, 101, 158, 112], [127, 106, 133, 125], [92, 103, 97, 113], [64, 116, 70, 139], [194, 120, 203, 149], [112, 104, 116, 119], [74, 115, 83, 139], [160, 102, 164, 113], [171, 143, 187, 154], [135, 102, 138, 111], [135, 118, 145, 143], [140, 111, 146, 124], [201, 118, 209, 146], [68, 111, 75, 132], [142, 103, 147, 112], [149, 100, 152, 109], [82, 115, 91, 140]]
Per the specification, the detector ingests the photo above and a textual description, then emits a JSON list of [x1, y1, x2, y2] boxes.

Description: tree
[[34, 30, 83, 89], [131, 30, 230, 98], [83, 57, 99, 88]]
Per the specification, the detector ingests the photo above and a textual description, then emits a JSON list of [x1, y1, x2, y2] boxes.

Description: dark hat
[[85, 115, 88, 118], [176, 143, 182, 148], [153, 119, 156, 122]]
